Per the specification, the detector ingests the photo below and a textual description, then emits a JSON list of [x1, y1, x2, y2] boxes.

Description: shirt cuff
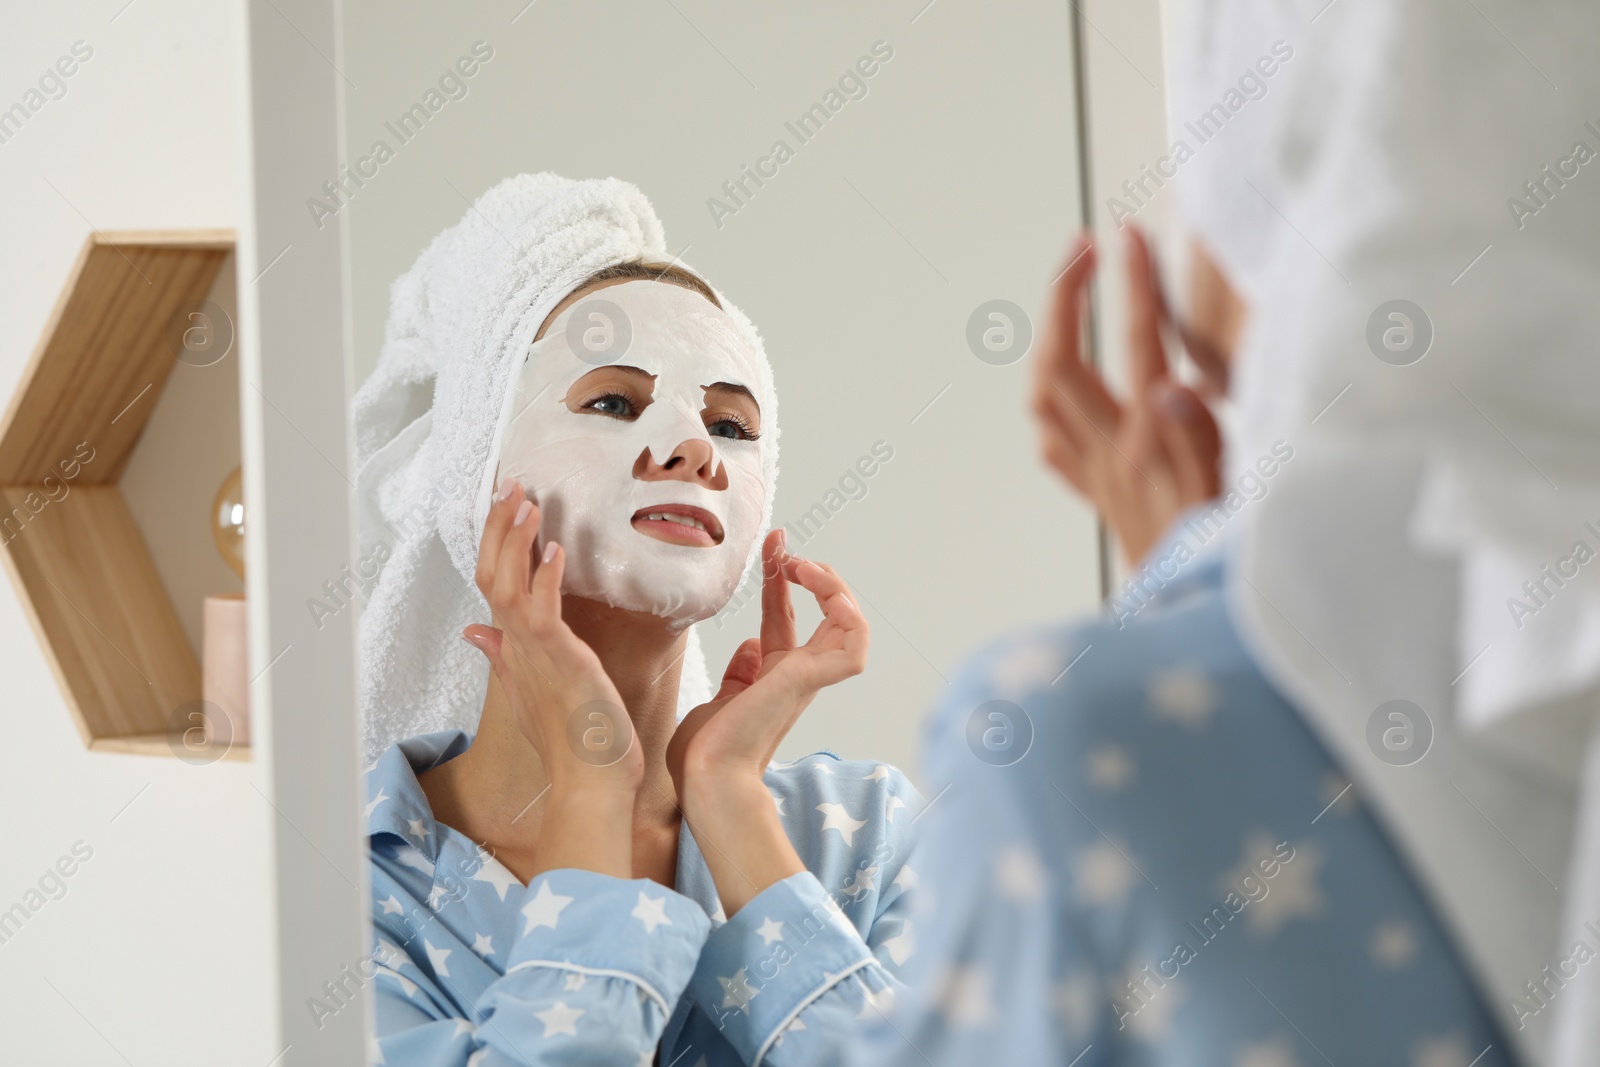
[[689, 871, 876, 1063], [505, 868, 712, 1018]]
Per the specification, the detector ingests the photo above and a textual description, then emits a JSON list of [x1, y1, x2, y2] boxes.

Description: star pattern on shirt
[[818, 802, 867, 845], [373, 939, 406, 969], [821, 894, 858, 936], [534, 1000, 584, 1038], [934, 963, 996, 1029], [1116, 963, 1182, 1043], [994, 844, 1049, 902], [879, 919, 915, 965], [843, 865, 880, 899], [365, 733, 941, 1063], [771, 1015, 807, 1051], [1219, 834, 1325, 936], [988, 639, 1066, 696], [1073, 838, 1141, 907], [472, 854, 520, 902], [522, 881, 574, 933], [893, 865, 918, 893], [1086, 744, 1135, 791], [856, 981, 896, 1020], [1147, 667, 1220, 728], [631, 891, 672, 934], [423, 938, 452, 978], [375, 962, 418, 998], [391, 843, 435, 877], [1053, 969, 1097, 1039], [1235, 1034, 1301, 1067], [1371, 919, 1418, 969], [718, 967, 761, 1013], [364, 789, 390, 818]]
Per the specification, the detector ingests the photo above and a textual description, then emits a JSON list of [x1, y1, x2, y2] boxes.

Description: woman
[[352, 174, 917, 1065]]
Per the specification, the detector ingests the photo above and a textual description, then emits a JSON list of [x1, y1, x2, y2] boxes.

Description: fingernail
[[513, 499, 533, 526], [542, 540, 559, 563], [778, 528, 787, 550], [1153, 382, 1194, 418], [497, 476, 517, 502], [461, 632, 479, 649]]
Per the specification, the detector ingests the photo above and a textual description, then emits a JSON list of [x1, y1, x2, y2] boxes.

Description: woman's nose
[[633, 437, 730, 490]]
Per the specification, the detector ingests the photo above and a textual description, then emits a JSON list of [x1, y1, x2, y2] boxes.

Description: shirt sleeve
[[374, 868, 712, 1065], [685, 767, 920, 1066], [838, 661, 1119, 1067]]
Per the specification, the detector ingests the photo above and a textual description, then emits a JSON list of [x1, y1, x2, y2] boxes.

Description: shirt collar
[[363, 729, 472, 860], [363, 728, 731, 920]]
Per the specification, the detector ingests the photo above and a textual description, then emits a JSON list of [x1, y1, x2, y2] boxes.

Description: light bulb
[[211, 465, 245, 581]]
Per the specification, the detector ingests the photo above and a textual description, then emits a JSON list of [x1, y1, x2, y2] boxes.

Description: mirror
[[337, 1, 1099, 1063]]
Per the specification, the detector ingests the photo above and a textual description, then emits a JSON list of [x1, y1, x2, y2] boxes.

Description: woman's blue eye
[[585, 393, 635, 418], [708, 417, 757, 441]]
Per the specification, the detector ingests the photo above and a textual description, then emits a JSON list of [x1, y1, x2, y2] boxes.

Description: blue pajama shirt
[[849, 513, 1521, 1067], [362, 731, 919, 1065]]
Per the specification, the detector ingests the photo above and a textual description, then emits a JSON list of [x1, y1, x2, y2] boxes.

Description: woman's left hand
[[1031, 227, 1224, 566], [665, 528, 869, 913]]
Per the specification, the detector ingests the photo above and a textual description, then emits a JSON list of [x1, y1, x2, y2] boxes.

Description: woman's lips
[[630, 504, 725, 548]]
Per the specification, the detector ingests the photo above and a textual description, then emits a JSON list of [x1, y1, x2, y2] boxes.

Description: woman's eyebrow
[[703, 381, 760, 413]]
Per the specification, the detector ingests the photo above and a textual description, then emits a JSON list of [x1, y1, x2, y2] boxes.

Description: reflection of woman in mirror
[[351, 174, 916, 1065]]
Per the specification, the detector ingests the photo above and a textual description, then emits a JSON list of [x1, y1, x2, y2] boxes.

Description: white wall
[[0, 3, 277, 1063], [339, 0, 1102, 780]]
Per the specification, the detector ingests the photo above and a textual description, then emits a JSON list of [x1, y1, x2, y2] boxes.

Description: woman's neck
[[418, 597, 690, 867]]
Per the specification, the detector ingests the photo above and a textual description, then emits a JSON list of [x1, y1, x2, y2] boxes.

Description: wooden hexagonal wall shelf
[[0, 229, 248, 759]]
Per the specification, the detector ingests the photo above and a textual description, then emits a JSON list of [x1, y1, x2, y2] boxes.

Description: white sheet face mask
[[496, 280, 769, 628]]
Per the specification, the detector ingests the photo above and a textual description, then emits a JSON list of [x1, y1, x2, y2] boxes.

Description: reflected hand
[[666, 529, 868, 912], [1030, 227, 1223, 565], [462, 479, 641, 878], [669, 529, 867, 786]]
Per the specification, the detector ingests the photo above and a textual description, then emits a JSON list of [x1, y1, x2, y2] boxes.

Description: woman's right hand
[[463, 478, 641, 877]]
